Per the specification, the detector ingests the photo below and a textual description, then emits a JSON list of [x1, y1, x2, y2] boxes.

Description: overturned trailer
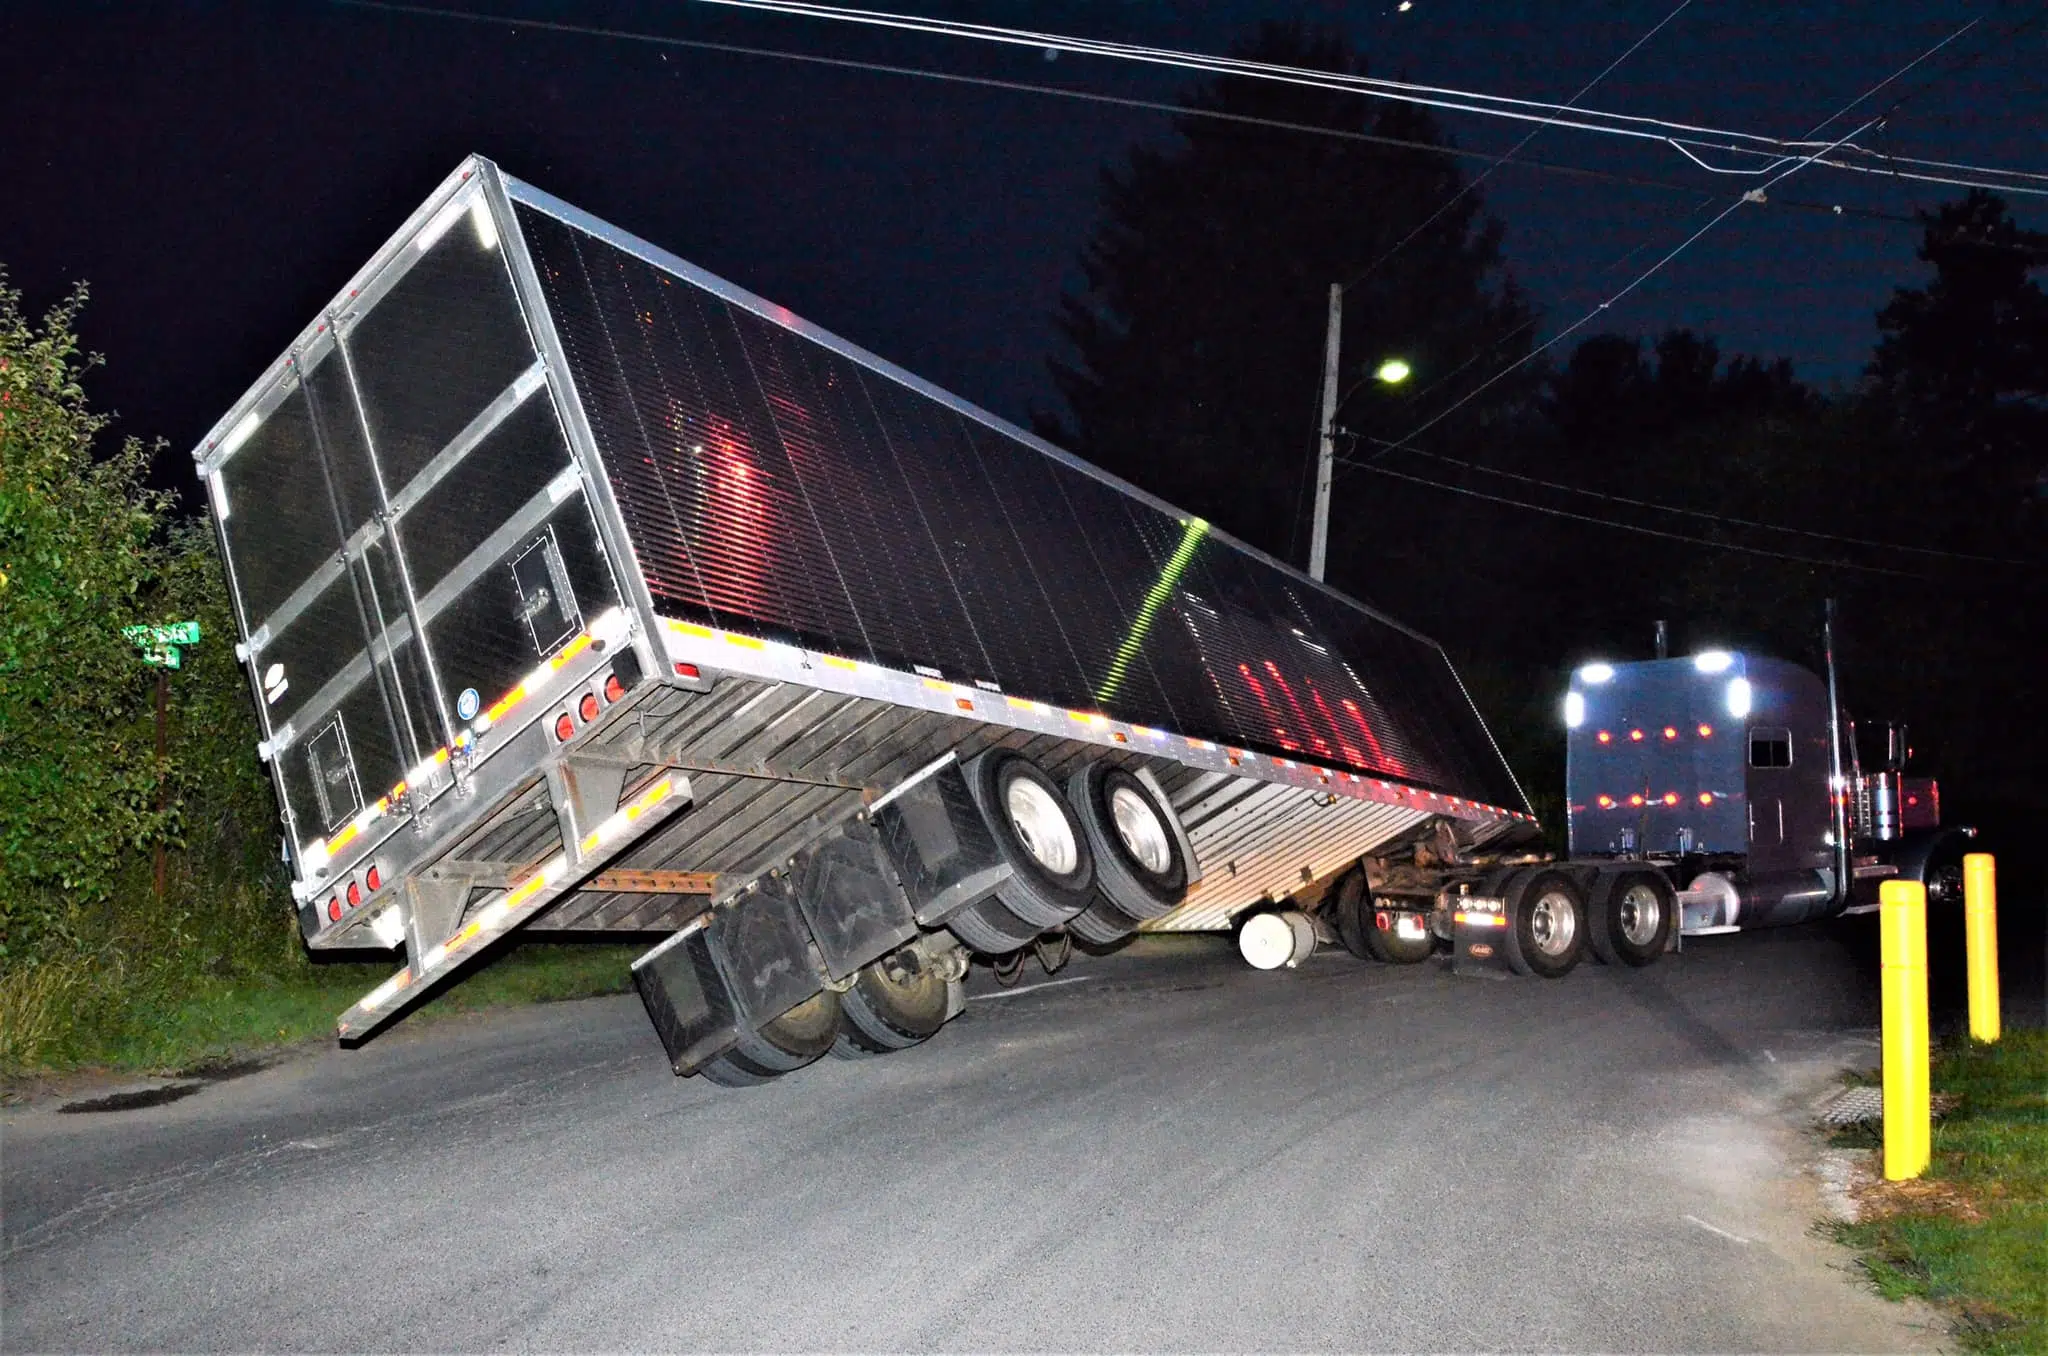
[[194, 155, 1543, 1085]]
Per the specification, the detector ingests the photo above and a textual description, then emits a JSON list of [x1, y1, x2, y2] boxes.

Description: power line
[[1342, 0, 1696, 293], [1338, 461, 1937, 578], [688, 0, 2048, 198], [339, 0, 1953, 232], [1351, 17, 1991, 479], [1338, 433, 2038, 566]]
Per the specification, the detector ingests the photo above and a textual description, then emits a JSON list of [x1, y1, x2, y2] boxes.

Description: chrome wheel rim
[[1529, 887, 1579, 957], [1005, 774, 1078, 875], [1109, 783, 1173, 875], [1617, 882, 1663, 947]]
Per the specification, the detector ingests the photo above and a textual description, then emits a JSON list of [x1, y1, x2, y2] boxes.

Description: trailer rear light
[[1374, 910, 1391, 931], [366, 866, 382, 891], [555, 713, 575, 742], [674, 661, 700, 679], [579, 692, 600, 723], [1698, 792, 1715, 806], [1663, 726, 1678, 740], [347, 881, 362, 907], [1662, 792, 1679, 806], [1629, 729, 1644, 742], [1597, 731, 1612, 744], [604, 674, 625, 703], [328, 897, 343, 922], [1629, 794, 1645, 807], [1597, 795, 1616, 808], [1697, 723, 1714, 738]]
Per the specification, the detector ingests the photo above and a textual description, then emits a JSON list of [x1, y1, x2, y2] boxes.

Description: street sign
[[123, 621, 202, 648], [123, 620, 201, 669]]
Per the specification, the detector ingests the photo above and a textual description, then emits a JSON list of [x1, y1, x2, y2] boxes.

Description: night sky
[[5, 1, 2042, 498]]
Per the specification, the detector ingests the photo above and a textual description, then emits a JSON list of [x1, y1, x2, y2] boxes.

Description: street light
[[1309, 276, 1413, 581]]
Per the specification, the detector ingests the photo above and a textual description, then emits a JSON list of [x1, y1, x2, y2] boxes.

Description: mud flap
[[1452, 895, 1514, 979], [869, 756, 1011, 926]]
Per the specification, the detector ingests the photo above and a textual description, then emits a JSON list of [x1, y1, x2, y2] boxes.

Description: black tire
[[697, 988, 842, 1085], [1331, 869, 1375, 959], [944, 896, 1041, 954], [1066, 764, 1187, 921], [1067, 895, 1142, 946], [1500, 867, 1587, 978], [698, 1051, 782, 1086], [967, 751, 1095, 927], [1367, 905, 1437, 964], [1588, 867, 1676, 967], [834, 947, 952, 1056]]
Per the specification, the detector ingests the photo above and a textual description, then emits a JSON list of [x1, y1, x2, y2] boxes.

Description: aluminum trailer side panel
[[190, 155, 1532, 1038]]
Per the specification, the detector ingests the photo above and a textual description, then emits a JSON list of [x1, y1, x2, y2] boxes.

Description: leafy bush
[[1, 269, 290, 1046]]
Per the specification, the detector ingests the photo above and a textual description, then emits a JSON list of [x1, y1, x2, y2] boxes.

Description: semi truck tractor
[[192, 157, 1970, 1087]]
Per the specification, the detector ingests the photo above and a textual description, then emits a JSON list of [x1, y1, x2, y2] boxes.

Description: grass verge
[[1830, 1028, 2048, 1354], [1, 934, 642, 1084]]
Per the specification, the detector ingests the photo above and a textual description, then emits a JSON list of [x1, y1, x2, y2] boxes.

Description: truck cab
[[1564, 650, 1965, 933]]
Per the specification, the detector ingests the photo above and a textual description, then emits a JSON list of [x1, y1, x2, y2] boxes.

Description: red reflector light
[[366, 866, 382, 891], [1597, 794, 1615, 809], [1906, 794, 1919, 806], [347, 881, 362, 907], [579, 692, 600, 723], [1629, 794, 1645, 807], [604, 674, 625, 703], [1596, 730, 1612, 744], [328, 897, 342, 922], [674, 662, 700, 679], [1629, 729, 1644, 742], [555, 713, 575, 742], [1697, 723, 1713, 738], [1663, 726, 1678, 740], [1698, 792, 1714, 806], [1662, 792, 1679, 806]]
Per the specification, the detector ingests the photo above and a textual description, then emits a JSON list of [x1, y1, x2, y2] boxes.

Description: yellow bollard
[[1963, 853, 2000, 1044], [1879, 878, 1931, 1181]]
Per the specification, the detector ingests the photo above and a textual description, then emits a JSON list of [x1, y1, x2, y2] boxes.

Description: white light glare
[[470, 197, 499, 250], [1726, 677, 1753, 718], [221, 411, 263, 456], [1577, 662, 1615, 685], [416, 198, 467, 252], [1693, 650, 1734, 674], [1564, 691, 1586, 728], [369, 907, 406, 949]]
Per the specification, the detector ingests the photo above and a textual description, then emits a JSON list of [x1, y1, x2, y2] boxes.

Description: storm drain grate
[[1817, 1085, 1886, 1125]]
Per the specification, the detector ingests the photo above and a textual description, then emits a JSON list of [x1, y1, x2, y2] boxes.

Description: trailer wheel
[[699, 988, 843, 1085], [966, 752, 1096, 928], [1588, 868, 1675, 967], [1066, 764, 1187, 921], [1067, 896, 1142, 946], [832, 946, 951, 1056], [1501, 868, 1587, 978], [1367, 906, 1436, 964], [1331, 869, 1375, 959], [698, 1051, 782, 1086], [944, 896, 1042, 955]]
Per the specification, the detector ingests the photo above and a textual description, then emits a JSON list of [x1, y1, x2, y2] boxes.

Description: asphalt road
[[2, 924, 1959, 1353]]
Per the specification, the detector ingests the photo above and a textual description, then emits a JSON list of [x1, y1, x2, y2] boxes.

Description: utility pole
[[1309, 282, 1342, 582]]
